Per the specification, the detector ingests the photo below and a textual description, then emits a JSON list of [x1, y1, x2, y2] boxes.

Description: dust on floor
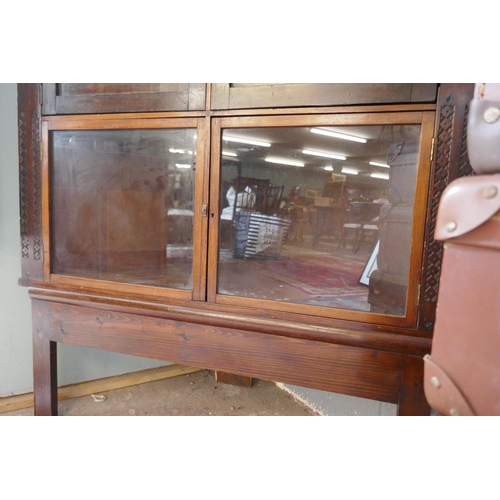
[[2, 370, 320, 416]]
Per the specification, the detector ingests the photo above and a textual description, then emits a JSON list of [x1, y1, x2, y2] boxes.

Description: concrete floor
[[2, 370, 320, 416]]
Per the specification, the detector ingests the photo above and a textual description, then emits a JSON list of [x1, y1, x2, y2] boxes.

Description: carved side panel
[[418, 84, 474, 330], [423, 100, 453, 306], [31, 108, 43, 261], [17, 84, 44, 282], [18, 110, 30, 260]]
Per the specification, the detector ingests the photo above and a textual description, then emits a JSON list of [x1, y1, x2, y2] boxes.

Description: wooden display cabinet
[[18, 83, 474, 415]]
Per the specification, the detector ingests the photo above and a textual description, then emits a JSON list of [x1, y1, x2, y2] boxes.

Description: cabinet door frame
[[42, 83, 207, 115], [41, 115, 209, 302], [211, 83, 438, 110], [208, 110, 435, 328]]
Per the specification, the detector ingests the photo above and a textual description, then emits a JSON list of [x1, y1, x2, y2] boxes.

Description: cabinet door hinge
[[39, 84, 43, 106], [430, 137, 435, 163], [417, 283, 422, 305], [201, 204, 208, 217]]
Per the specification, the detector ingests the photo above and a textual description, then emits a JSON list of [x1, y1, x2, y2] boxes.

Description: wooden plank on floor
[[215, 371, 253, 388], [0, 364, 204, 414]]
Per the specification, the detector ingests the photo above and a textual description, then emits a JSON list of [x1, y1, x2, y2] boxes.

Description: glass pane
[[51, 128, 197, 290], [217, 124, 421, 316]]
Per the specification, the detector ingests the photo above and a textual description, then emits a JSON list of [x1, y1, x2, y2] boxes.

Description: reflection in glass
[[217, 125, 421, 316], [51, 128, 197, 290]]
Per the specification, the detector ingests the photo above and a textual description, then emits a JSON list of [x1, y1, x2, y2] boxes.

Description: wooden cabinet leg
[[215, 371, 253, 388], [32, 300, 58, 416], [397, 355, 431, 416]]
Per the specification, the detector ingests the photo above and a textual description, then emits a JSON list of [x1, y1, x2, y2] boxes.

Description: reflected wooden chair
[[263, 184, 284, 215], [233, 176, 270, 217], [337, 202, 363, 251], [353, 223, 379, 253], [338, 202, 380, 253]]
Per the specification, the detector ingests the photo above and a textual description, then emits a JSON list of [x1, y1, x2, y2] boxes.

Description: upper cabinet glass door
[[212, 112, 434, 325], [46, 118, 206, 298]]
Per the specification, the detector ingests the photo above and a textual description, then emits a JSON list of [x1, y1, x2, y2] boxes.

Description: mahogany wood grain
[[51, 275, 193, 301], [211, 83, 437, 110], [40, 103, 436, 123], [215, 372, 253, 388], [42, 83, 206, 114], [397, 354, 431, 416], [44, 116, 200, 131], [35, 298, 404, 404], [22, 278, 431, 346], [29, 287, 431, 356], [216, 112, 426, 130], [211, 83, 230, 109], [60, 83, 191, 96], [207, 118, 222, 303], [192, 117, 210, 301], [32, 300, 58, 416], [411, 84, 439, 103]]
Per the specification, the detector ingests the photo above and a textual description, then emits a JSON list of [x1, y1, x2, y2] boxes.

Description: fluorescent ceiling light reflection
[[370, 172, 389, 179], [369, 161, 390, 168], [169, 148, 194, 155], [341, 167, 359, 175], [265, 156, 305, 167], [223, 135, 271, 147], [222, 151, 237, 157], [302, 149, 346, 161], [310, 128, 367, 143], [324, 166, 334, 171], [175, 163, 191, 169]]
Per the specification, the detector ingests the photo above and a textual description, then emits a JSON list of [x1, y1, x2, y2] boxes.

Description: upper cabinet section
[[41, 83, 206, 115], [211, 83, 438, 110], [41, 84, 437, 115]]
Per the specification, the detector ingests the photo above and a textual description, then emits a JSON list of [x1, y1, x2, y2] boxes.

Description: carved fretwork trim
[[458, 104, 474, 178], [423, 100, 454, 303], [18, 111, 30, 259], [31, 109, 43, 260]]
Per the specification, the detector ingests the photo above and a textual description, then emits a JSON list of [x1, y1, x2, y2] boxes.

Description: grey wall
[[281, 384, 396, 416], [0, 83, 33, 395], [0, 83, 396, 415], [0, 83, 167, 397]]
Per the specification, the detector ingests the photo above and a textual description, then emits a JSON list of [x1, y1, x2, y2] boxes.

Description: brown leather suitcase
[[424, 175, 500, 415], [424, 83, 500, 416]]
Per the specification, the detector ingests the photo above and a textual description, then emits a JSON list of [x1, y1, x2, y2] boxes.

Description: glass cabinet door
[[48, 121, 204, 295], [212, 112, 434, 325]]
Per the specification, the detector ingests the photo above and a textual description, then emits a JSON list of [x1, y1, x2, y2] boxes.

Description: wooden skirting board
[[0, 364, 203, 414]]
